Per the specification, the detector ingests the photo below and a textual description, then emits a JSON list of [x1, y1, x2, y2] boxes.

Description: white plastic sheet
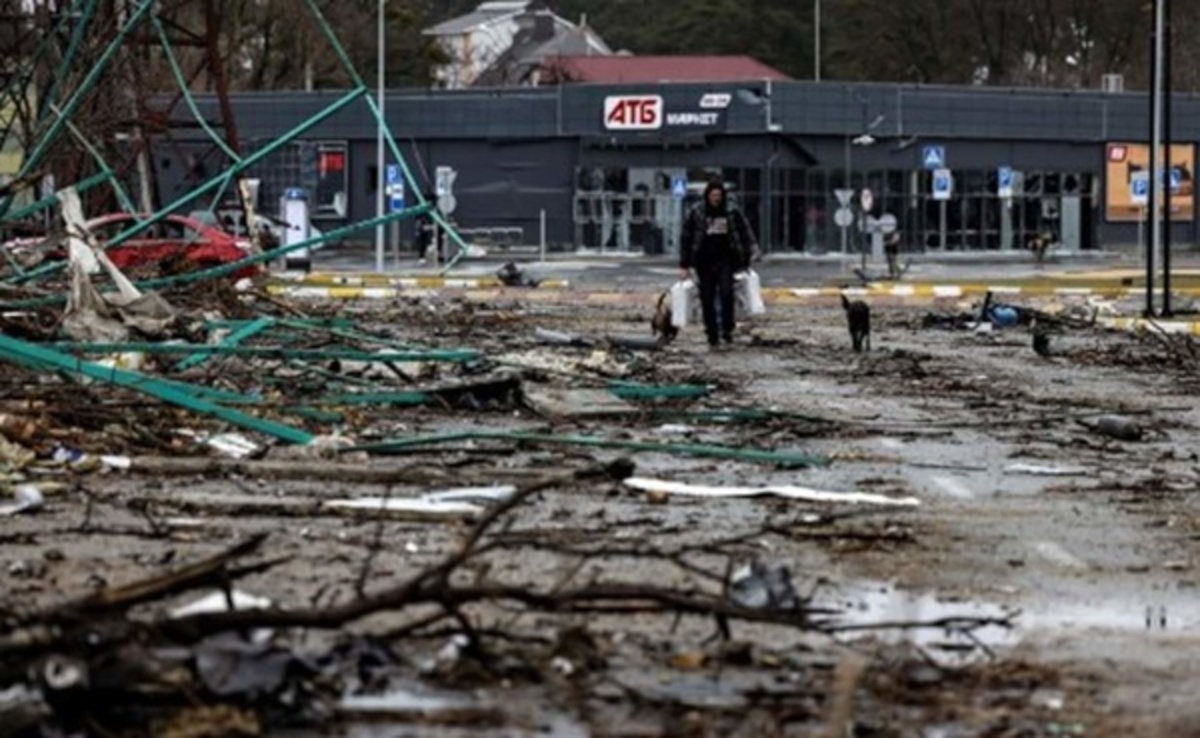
[[323, 485, 518, 519], [624, 477, 919, 507], [171, 590, 274, 644]]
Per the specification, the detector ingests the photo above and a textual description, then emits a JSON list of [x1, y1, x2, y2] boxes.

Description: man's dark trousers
[[697, 259, 736, 344]]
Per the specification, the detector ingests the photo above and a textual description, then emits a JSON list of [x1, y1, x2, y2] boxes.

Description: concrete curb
[[269, 273, 571, 290], [266, 285, 635, 302], [1098, 318, 1200, 335], [787, 284, 1200, 299]]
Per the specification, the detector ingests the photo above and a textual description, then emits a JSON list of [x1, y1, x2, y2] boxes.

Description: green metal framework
[[0, 0, 470, 286]]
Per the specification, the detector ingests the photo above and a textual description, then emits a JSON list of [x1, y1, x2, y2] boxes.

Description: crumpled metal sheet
[[194, 636, 299, 699]]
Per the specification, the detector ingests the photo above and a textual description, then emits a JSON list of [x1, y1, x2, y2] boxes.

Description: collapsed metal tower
[[0, 0, 468, 291]]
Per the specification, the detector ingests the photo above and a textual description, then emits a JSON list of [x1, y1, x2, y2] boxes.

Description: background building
[[424, 0, 610, 89], [158, 78, 1200, 256]]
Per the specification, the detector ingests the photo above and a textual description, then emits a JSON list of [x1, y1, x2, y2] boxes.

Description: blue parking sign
[[384, 164, 405, 211], [932, 168, 953, 200], [997, 166, 1014, 198], [1131, 172, 1150, 206]]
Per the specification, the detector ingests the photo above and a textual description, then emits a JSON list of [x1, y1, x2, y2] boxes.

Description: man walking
[[680, 179, 759, 349]]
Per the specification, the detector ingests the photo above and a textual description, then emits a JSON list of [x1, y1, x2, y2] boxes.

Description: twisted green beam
[[152, 14, 240, 164], [37, 0, 100, 126], [298, 0, 471, 273], [48, 102, 138, 214], [0, 0, 89, 136], [53, 342, 477, 363], [1, 0, 158, 220], [0, 333, 314, 444], [5, 86, 368, 287]]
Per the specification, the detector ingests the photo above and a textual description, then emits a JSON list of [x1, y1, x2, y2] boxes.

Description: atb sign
[[604, 95, 663, 130], [932, 168, 953, 201]]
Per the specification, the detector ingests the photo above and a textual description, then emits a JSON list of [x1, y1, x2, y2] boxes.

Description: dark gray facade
[[155, 81, 1200, 254]]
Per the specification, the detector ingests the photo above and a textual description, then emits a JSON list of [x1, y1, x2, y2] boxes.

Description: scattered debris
[[323, 485, 517, 520], [534, 327, 590, 347], [1080, 415, 1145, 442], [1004, 463, 1091, 477], [729, 560, 800, 610], [524, 387, 639, 419], [0, 483, 43, 516]]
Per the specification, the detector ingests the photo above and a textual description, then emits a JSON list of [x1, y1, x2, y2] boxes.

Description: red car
[[84, 213, 257, 279]]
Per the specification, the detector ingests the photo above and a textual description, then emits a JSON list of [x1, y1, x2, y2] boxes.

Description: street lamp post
[[375, 0, 386, 273], [814, 0, 821, 82], [1162, 0, 1173, 316], [1146, 0, 1164, 317]]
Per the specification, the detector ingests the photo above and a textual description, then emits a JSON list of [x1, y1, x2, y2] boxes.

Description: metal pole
[[1162, 0, 1173, 316], [540, 209, 547, 262], [814, 0, 821, 82], [1139, 205, 1145, 260], [842, 134, 850, 254], [1147, 0, 1163, 317], [939, 200, 947, 250], [375, 0, 386, 273], [765, 78, 773, 129], [391, 219, 400, 268]]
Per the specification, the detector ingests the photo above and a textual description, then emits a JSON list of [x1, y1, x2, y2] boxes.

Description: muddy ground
[[3, 292, 1200, 737]]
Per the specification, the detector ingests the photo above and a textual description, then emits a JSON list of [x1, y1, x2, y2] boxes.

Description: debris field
[[2, 272, 1200, 737]]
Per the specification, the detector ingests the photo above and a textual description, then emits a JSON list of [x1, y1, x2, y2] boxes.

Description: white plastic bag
[[736, 269, 766, 315], [670, 280, 696, 328]]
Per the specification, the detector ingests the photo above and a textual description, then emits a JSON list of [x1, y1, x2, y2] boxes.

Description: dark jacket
[[680, 193, 758, 272]]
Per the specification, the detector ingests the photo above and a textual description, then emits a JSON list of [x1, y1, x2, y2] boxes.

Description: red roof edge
[[540, 55, 791, 84]]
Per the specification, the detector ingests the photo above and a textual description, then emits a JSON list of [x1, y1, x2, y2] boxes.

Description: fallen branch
[[34, 533, 272, 624], [122, 456, 574, 485], [160, 459, 636, 642]]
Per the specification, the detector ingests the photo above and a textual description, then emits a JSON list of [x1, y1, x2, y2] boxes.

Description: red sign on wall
[[318, 151, 345, 175], [603, 96, 663, 130]]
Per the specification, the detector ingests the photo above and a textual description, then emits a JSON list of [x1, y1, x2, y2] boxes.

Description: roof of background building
[[473, 14, 610, 87], [424, 0, 534, 36], [543, 55, 791, 84]]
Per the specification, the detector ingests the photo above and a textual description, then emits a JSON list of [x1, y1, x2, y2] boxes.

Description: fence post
[[540, 209, 547, 262]]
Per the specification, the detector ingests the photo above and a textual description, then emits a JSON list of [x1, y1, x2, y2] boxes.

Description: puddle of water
[[821, 583, 1020, 664], [321, 686, 589, 738], [821, 581, 1200, 662], [338, 690, 478, 715]]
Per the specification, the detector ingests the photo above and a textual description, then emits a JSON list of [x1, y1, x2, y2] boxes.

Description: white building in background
[[424, 0, 609, 89]]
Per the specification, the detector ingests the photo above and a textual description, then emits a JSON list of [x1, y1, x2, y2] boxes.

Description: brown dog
[[651, 291, 678, 343]]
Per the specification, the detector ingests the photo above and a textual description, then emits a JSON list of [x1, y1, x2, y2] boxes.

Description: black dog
[[496, 262, 540, 288], [651, 291, 678, 343], [841, 293, 871, 352], [1032, 319, 1051, 357]]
